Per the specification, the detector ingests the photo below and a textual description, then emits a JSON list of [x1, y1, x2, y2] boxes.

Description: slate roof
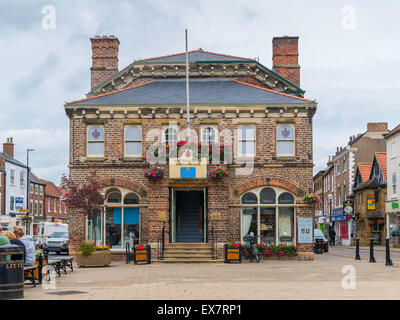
[[385, 123, 400, 139], [67, 78, 313, 106], [357, 163, 372, 183], [133, 49, 254, 64], [0, 152, 27, 168], [29, 172, 45, 185]]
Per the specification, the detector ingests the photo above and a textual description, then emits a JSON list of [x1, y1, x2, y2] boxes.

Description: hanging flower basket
[[208, 167, 228, 180], [144, 167, 164, 180], [304, 193, 321, 205], [22, 216, 32, 222]]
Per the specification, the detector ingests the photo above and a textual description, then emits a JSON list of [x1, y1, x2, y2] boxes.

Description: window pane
[[125, 126, 141, 140], [278, 207, 294, 245], [107, 190, 121, 203], [242, 192, 258, 204], [278, 193, 294, 204], [123, 207, 140, 248], [165, 128, 177, 145], [88, 212, 104, 246], [261, 207, 275, 244], [241, 207, 257, 242], [88, 127, 104, 141], [277, 141, 294, 155], [88, 142, 104, 156], [240, 126, 254, 140], [124, 193, 139, 205], [105, 207, 121, 249], [277, 125, 294, 140], [240, 141, 254, 155], [125, 142, 141, 156], [202, 127, 215, 145], [260, 188, 276, 204]]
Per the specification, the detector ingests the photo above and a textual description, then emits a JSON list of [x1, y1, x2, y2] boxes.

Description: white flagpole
[[185, 29, 190, 142]]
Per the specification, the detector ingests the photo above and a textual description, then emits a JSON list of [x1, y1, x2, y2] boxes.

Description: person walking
[[329, 228, 336, 246]]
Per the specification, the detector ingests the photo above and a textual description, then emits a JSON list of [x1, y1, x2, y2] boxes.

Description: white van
[[35, 222, 68, 247]]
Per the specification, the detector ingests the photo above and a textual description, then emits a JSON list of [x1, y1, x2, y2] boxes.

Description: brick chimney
[[90, 35, 120, 89], [272, 36, 300, 87], [367, 122, 388, 132], [3, 137, 14, 158]]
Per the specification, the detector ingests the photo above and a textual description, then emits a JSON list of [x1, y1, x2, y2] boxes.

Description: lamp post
[[26, 148, 34, 235]]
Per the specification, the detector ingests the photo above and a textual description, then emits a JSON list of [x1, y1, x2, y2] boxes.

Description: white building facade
[[386, 125, 400, 230]]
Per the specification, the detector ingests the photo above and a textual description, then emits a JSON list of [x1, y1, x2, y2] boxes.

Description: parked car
[[313, 229, 329, 252], [43, 231, 69, 255]]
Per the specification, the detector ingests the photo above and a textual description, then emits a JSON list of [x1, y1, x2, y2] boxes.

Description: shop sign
[[314, 210, 322, 217], [332, 208, 343, 216], [298, 218, 313, 243], [368, 199, 376, 210], [343, 200, 354, 215], [332, 216, 347, 222], [393, 201, 399, 210], [318, 217, 325, 224]]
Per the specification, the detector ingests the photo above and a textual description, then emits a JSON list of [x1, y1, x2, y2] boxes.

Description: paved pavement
[[329, 246, 400, 264], [22, 252, 400, 300]]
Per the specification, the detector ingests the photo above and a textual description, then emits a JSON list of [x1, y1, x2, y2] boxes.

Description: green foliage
[[78, 241, 95, 257]]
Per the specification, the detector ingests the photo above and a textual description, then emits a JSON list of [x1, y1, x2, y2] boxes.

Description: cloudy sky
[[1, 0, 399, 184]]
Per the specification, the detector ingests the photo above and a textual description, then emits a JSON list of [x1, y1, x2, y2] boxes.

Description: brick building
[[65, 35, 318, 260], [41, 179, 68, 224], [313, 170, 325, 231], [29, 172, 45, 234]]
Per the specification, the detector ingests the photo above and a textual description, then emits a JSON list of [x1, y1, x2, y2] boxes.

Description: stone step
[[163, 254, 213, 258], [157, 258, 223, 264], [167, 242, 211, 247], [164, 248, 212, 253]]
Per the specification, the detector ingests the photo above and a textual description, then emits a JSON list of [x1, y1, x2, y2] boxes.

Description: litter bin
[[0, 244, 24, 299], [315, 239, 324, 254]]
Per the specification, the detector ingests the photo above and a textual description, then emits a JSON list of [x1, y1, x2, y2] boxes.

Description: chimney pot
[[3, 137, 14, 158]]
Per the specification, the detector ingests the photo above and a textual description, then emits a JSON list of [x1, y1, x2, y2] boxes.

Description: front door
[[171, 189, 206, 242]]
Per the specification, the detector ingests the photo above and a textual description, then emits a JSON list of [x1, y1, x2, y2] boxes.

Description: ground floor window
[[87, 187, 140, 249], [240, 187, 295, 245]]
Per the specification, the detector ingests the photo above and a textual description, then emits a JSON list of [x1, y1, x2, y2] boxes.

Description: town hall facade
[[65, 35, 317, 260]]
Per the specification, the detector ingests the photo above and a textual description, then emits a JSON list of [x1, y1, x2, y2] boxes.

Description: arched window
[[277, 125, 295, 156], [260, 188, 276, 204], [123, 193, 139, 205], [202, 127, 216, 146], [278, 192, 294, 204], [165, 127, 178, 145], [107, 188, 121, 203], [241, 192, 258, 204], [125, 126, 142, 157], [87, 126, 104, 156]]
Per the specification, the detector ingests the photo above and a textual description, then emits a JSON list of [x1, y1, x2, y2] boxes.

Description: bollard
[[369, 239, 376, 263], [385, 238, 393, 266], [355, 238, 361, 260]]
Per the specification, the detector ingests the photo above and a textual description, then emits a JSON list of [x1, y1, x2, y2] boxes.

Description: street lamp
[[26, 148, 34, 235]]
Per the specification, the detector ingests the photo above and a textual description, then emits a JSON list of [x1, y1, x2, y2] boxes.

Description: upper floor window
[[48, 198, 51, 213], [40, 185, 44, 195], [125, 126, 142, 157], [30, 183, 33, 194], [87, 126, 104, 157], [393, 174, 397, 195], [201, 127, 217, 146], [10, 169, 15, 185], [19, 171, 24, 187], [336, 163, 341, 176], [276, 125, 295, 156], [164, 127, 178, 145], [238, 125, 255, 156], [54, 198, 57, 213], [343, 157, 347, 173], [10, 196, 14, 211]]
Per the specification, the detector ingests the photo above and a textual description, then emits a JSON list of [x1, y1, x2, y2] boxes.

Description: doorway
[[171, 189, 207, 243]]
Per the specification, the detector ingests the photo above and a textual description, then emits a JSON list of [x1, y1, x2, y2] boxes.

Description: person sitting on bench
[[15, 227, 35, 266]]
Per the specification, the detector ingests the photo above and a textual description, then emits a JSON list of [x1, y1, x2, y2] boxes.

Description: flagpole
[[185, 29, 190, 141]]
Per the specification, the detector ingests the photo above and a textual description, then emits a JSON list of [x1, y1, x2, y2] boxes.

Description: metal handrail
[[211, 223, 217, 260], [158, 222, 165, 261]]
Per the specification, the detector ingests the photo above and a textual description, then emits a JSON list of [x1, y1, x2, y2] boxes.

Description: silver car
[[44, 231, 69, 255]]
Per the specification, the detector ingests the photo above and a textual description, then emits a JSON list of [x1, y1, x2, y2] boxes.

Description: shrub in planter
[[224, 241, 242, 263], [76, 242, 112, 267]]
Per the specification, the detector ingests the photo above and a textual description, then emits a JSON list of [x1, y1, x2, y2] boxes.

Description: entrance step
[[159, 243, 215, 263]]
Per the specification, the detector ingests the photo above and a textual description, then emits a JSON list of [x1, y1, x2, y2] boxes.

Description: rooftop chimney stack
[[367, 122, 388, 133], [3, 137, 14, 158], [272, 36, 300, 87], [90, 35, 120, 90]]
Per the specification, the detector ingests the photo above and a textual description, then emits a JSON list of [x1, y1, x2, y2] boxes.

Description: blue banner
[[331, 216, 347, 222], [332, 208, 343, 216], [180, 167, 196, 178]]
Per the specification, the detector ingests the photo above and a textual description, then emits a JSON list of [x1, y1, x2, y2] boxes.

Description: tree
[[61, 170, 105, 244]]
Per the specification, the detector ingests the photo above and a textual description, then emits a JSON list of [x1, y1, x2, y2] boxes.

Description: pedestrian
[[330, 229, 336, 246], [3, 231, 25, 262], [14, 227, 35, 266]]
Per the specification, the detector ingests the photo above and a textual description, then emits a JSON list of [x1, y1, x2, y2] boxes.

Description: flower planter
[[224, 245, 242, 263], [262, 254, 298, 261], [133, 245, 151, 265], [76, 250, 112, 267]]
